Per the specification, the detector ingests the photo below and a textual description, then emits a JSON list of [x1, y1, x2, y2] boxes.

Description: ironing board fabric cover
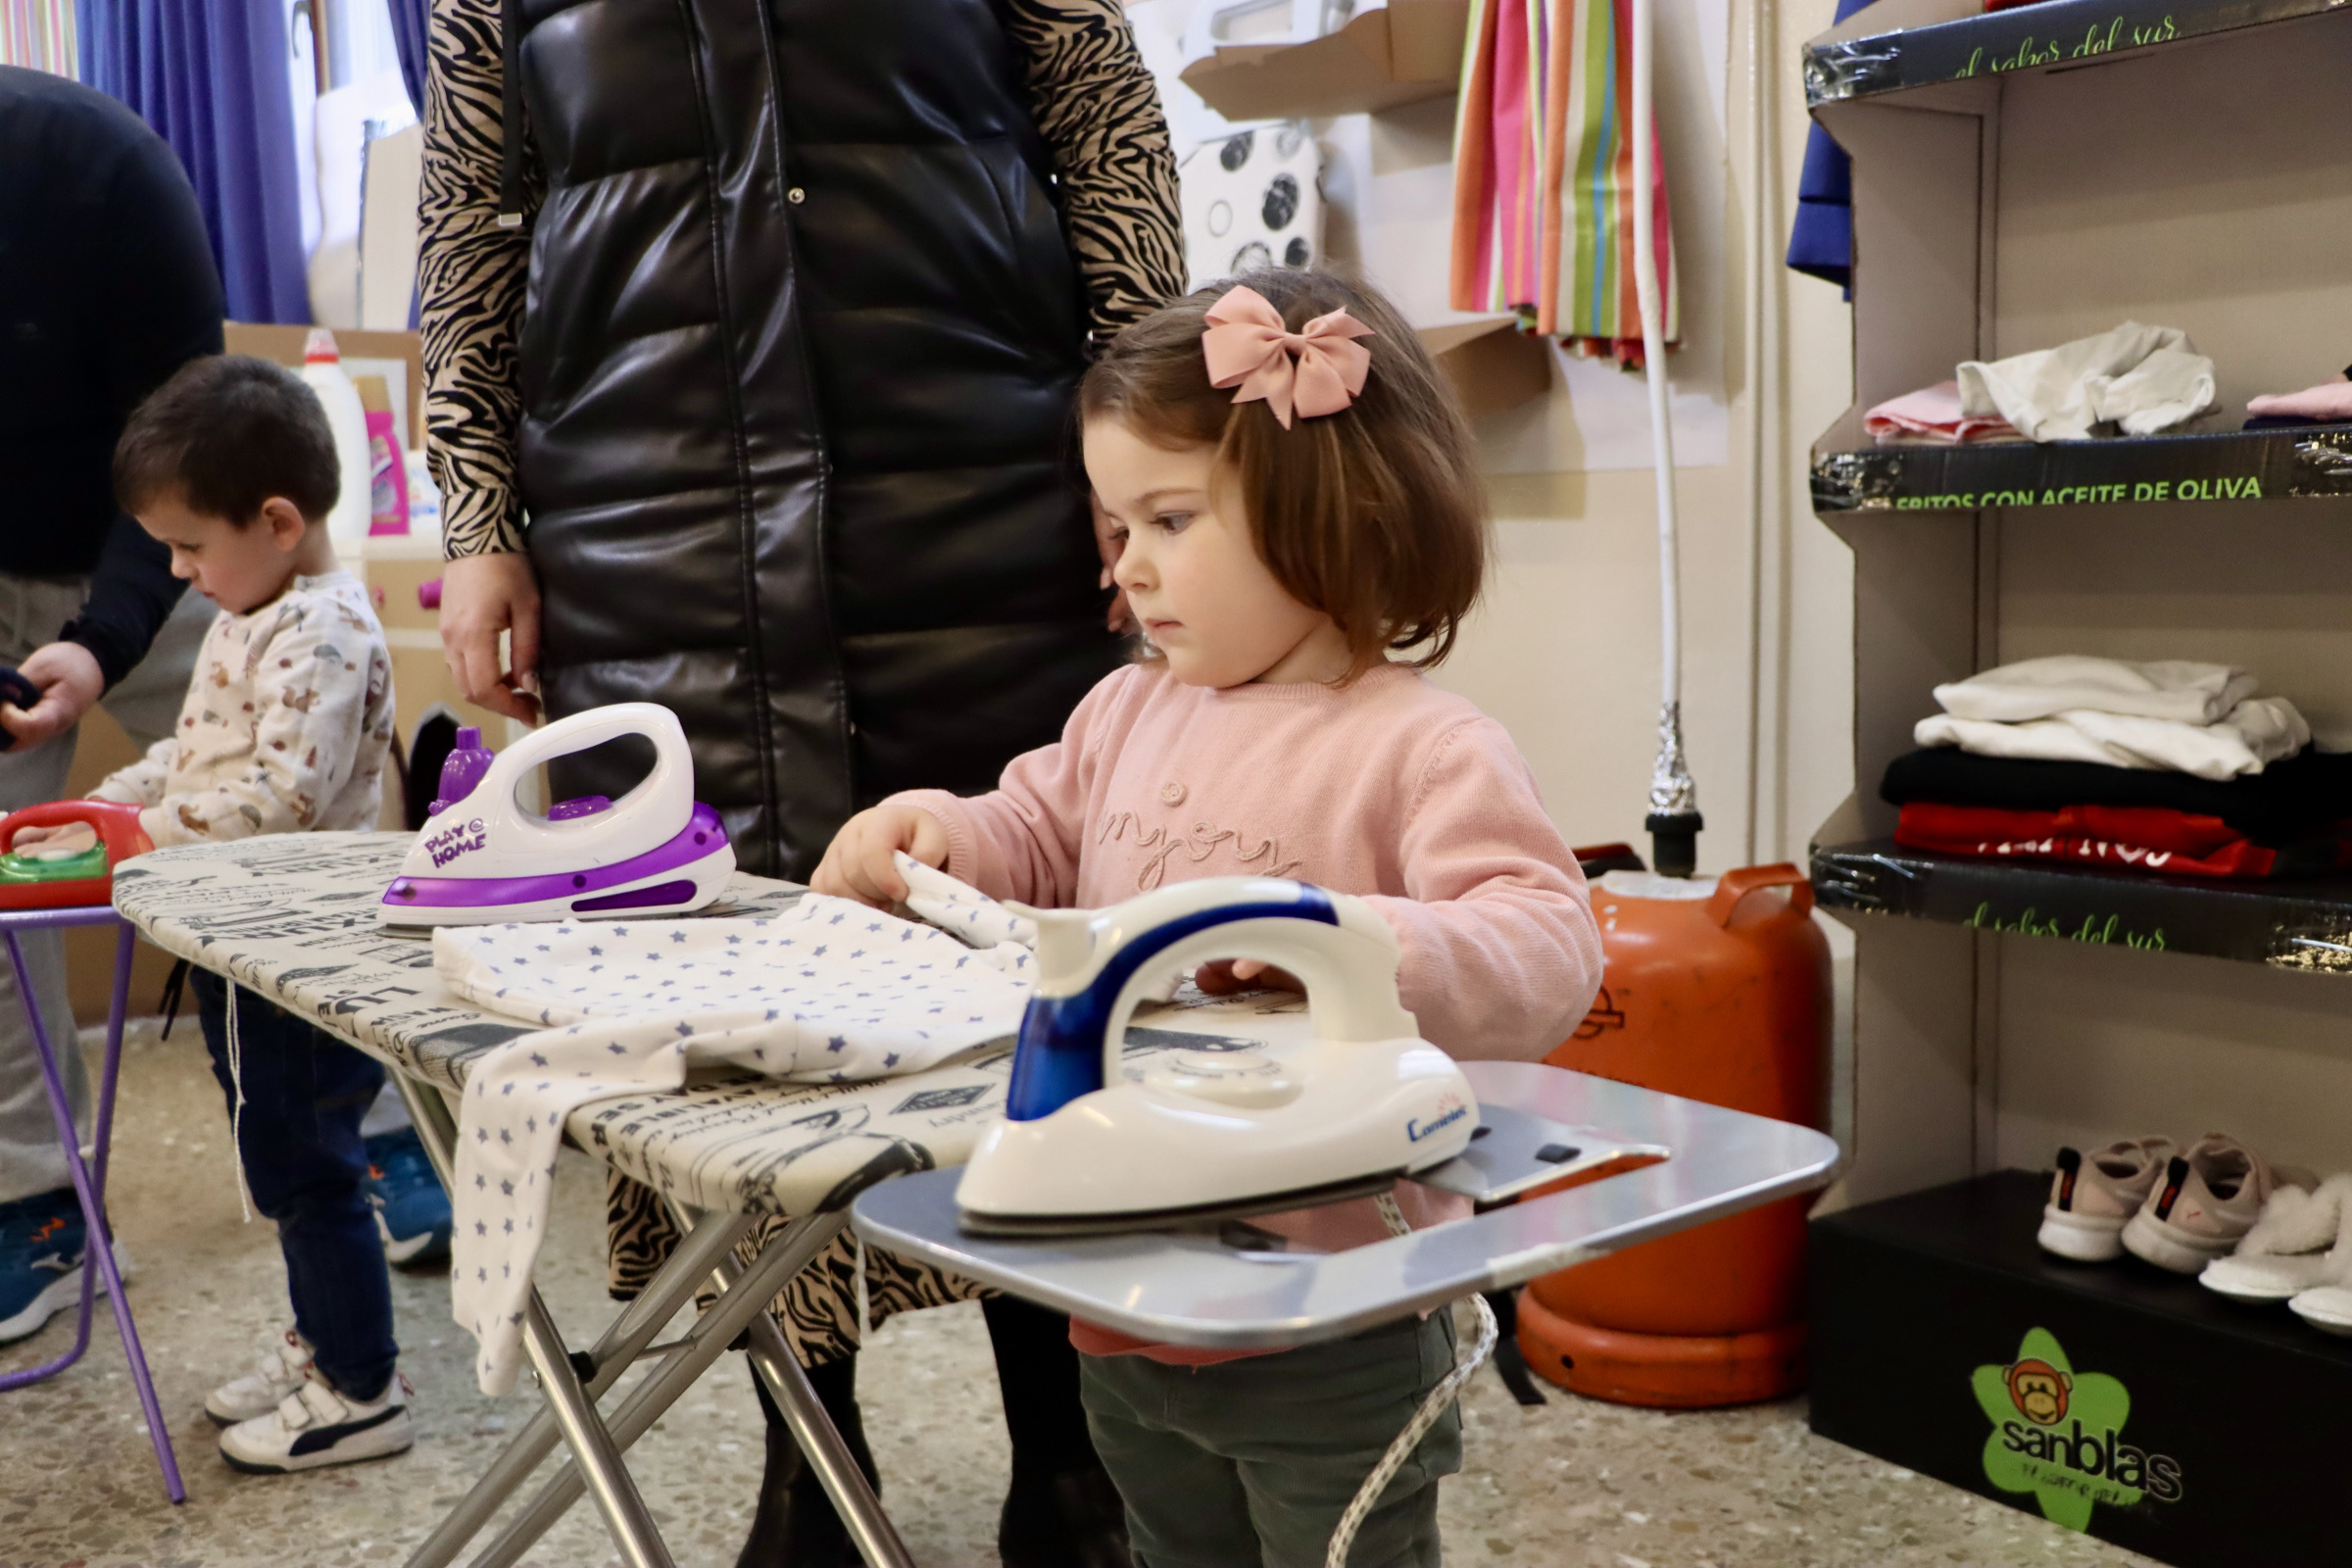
[[437, 891, 1034, 1392], [1449, 0, 1677, 361]]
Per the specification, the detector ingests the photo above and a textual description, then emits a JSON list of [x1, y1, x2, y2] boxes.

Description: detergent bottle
[[300, 328, 373, 550], [1518, 857, 1830, 1407]]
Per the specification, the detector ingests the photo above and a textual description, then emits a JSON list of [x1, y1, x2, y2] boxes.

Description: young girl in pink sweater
[[815, 269, 1601, 1567]]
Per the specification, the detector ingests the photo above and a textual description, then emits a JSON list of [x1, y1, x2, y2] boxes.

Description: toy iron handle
[[489, 702, 688, 813], [1093, 910, 1418, 1082], [1006, 883, 1420, 1121], [0, 800, 154, 860]]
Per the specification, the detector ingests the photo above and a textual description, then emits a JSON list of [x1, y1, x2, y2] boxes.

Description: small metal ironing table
[[110, 832, 1841, 1568], [855, 1060, 1840, 1353], [0, 905, 183, 1502]]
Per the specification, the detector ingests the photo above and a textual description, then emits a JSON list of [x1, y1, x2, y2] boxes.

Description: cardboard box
[[1811, 1171, 2352, 1567], [1180, 0, 1468, 122], [222, 321, 423, 452], [1417, 317, 1550, 421]]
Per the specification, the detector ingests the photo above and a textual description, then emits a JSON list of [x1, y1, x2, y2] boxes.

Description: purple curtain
[[387, 0, 428, 116], [78, 0, 311, 323]]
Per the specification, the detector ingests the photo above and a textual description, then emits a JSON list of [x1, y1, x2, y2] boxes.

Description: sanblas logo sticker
[[1973, 1328, 2182, 1532]]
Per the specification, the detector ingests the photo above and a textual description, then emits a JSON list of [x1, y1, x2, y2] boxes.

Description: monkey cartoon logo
[[1973, 1328, 2182, 1532], [2003, 1358, 2070, 1425]]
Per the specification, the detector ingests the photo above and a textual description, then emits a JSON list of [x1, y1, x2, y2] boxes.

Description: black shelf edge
[[1804, 0, 2344, 106], [1811, 838, 2352, 972], [1812, 425, 2352, 514]]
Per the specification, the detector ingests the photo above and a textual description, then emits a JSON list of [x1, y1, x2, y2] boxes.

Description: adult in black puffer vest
[[417, 1, 1184, 1563]]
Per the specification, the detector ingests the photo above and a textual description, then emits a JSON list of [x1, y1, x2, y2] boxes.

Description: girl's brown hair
[[1079, 269, 1488, 675]]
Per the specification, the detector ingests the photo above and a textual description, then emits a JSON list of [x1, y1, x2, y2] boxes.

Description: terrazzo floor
[[0, 1020, 2163, 1568]]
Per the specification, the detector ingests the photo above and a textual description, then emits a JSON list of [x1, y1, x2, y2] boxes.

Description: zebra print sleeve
[[419, 0, 538, 560], [1002, 0, 1189, 344]]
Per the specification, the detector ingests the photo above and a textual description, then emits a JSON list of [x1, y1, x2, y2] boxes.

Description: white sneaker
[[218, 1367, 414, 1474], [2122, 1134, 2314, 1274], [205, 1329, 317, 1426], [2039, 1139, 2173, 1261], [2201, 1174, 2352, 1303]]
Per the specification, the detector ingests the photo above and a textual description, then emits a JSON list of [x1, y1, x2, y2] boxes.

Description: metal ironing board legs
[[0, 914, 184, 1504], [389, 1069, 909, 1568], [738, 1263, 916, 1568], [399, 1200, 758, 1566], [388, 1070, 671, 1568]]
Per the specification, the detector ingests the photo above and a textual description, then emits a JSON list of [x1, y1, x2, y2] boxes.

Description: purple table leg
[[0, 918, 185, 1502]]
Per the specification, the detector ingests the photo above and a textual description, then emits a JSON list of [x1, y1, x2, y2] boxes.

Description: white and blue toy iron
[[379, 703, 735, 926], [956, 878, 1480, 1236]]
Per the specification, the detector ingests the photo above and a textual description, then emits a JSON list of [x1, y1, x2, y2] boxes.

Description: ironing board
[[112, 832, 1843, 1568], [0, 906, 183, 1502], [107, 832, 1347, 1568]]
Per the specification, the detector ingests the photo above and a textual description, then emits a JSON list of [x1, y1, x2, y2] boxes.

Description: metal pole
[[400, 1207, 755, 1568], [1633, 0, 1703, 875], [743, 1311, 917, 1568], [518, 1292, 676, 1568], [464, 1211, 850, 1568]]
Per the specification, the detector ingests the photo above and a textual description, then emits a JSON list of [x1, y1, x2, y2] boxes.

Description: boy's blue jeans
[[193, 970, 398, 1402]]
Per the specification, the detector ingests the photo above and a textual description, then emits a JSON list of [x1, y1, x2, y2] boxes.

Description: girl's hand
[[1193, 958, 1303, 996], [810, 804, 950, 908]]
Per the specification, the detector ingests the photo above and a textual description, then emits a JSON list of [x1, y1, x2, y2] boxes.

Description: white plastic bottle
[[300, 327, 373, 550]]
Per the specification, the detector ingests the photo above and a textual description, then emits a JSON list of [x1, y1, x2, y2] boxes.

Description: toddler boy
[[40, 355, 409, 1471]]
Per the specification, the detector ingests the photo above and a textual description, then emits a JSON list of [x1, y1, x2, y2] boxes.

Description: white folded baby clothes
[[1915, 697, 2308, 780], [1933, 656, 2257, 726], [1957, 322, 2217, 442], [442, 858, 1036, 1396]]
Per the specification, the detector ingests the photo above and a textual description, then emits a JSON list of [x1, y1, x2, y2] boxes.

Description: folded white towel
[[1935, 656, 2256, 726], [1958, 322, 2216, 442], [1915, 698, 2309, 780]]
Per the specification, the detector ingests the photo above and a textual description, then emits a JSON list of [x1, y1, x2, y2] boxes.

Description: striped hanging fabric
[[0, 0, 76, 76], [1451, 0, 1677, 368]]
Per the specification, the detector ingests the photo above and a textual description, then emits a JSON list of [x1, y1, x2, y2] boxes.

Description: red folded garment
[[1893, 802, 2330, 878]]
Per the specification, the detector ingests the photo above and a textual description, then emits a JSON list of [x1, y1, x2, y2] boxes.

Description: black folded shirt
[[1880, 747, 2352, 848]]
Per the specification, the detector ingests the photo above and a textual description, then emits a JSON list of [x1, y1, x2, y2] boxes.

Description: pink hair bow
[[1200, 285, 1374, 429]]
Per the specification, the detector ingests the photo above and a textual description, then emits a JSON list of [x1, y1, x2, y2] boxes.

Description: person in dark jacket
[[417, 2, 1184, 1563], [0, 64, 223, 1349]]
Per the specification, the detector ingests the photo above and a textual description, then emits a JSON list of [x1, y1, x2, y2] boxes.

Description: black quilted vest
[[512, 0, 1121, 879]]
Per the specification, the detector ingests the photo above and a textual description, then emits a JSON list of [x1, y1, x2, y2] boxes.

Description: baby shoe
[[206, 1327, 316, 1426], [2038, 1138, 2174, 1261], [2122, 1134, 2315, 1274], [2202, 1173, 2352, 1303], [2291, 1284, 2352, 1337], [218, 1365, 414, 1474]]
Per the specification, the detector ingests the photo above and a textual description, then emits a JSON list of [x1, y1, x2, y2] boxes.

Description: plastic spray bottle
[[300, 328, 374, 550]]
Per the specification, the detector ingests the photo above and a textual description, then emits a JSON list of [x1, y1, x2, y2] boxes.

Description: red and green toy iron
[[0, 801, 153, 909]]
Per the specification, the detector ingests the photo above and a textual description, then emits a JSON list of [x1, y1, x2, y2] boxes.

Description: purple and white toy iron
[[379, 703, 734, 926]]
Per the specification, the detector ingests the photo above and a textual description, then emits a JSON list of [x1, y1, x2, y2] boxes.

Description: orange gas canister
[[1518, 859, 1830, 1407]]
